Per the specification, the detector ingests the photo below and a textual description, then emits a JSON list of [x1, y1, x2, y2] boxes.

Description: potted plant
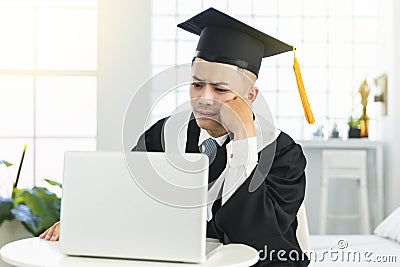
[[347, 116, 361, 138], [0, 146, 61, 239]]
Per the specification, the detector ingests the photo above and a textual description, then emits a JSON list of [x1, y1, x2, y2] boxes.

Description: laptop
[[59, 151, 221, 263]]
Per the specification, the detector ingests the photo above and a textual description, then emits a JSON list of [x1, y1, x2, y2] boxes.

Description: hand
[[220, 95, 256, 140], [39, 221, 60, 241]]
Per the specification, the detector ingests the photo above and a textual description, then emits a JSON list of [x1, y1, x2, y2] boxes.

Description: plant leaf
[[44, 179, 62, 188], [10, 204, 40, 235], [0, 160, 13, 167], [12, 187, 61, 236], [0, 197, 13, 226]]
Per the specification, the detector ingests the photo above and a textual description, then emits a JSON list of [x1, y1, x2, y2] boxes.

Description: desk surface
[[0, 238, 259, 267], [298, 139, 383, 149]]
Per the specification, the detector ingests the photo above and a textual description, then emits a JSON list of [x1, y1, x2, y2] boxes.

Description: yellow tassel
[[293, 46, 315, 124]]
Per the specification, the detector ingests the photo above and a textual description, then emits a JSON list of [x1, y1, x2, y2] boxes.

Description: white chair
[[319, 149, 370, 234], [296, 202, 313, 267], [296, 202, 310, 251]]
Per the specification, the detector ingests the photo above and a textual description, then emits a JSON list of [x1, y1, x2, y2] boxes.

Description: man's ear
[[247, 87, 259, 103]]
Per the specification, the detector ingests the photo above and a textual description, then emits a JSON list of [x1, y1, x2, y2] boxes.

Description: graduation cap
[[178, 8, 314, 124]]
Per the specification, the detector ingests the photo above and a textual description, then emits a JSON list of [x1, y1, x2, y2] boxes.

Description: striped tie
[[202, 138, 219, 160]]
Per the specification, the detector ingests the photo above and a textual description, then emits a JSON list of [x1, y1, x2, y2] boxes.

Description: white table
[[0, 238, 259, 267], [298, 139, 384, 227]]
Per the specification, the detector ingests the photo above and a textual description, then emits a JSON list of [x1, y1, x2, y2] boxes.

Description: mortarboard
[[178, 8, 314, 124]]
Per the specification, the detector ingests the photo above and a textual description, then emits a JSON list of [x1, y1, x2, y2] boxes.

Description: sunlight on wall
[[150, 0, 382, 140], [0, 0, 98, 188]]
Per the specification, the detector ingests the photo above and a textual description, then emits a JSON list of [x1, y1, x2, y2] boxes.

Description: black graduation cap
[[177, 7, 292, 77], [178, 8, 315, 124]]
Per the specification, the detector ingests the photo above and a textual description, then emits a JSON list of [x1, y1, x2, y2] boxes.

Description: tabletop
[[0, 237, 259, 267]]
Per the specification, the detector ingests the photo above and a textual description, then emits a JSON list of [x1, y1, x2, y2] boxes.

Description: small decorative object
[[313, 125, 324, 139], [330, 122, 340, 139], [358, 79, 370, 138], [348, 116, 361, 138], [373, 74, 388, 116]]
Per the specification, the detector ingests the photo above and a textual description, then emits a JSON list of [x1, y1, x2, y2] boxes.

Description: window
[[150, 0, 381, 140], [0, 0, 97, 188]]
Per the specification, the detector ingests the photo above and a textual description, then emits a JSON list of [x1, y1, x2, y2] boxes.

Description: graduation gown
[[132, 117, 310, 267]]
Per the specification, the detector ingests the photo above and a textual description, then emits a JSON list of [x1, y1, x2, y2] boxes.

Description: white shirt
[[198, 129, 258, 221], [162, 110, 281, 221]]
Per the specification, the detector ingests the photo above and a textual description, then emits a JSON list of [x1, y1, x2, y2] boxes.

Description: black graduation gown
[[132, 117, 310, 267]]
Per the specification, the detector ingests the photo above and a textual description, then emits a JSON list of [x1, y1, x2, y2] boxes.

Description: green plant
[[347, 116, 360, 129], [0, 150, 61, 236]]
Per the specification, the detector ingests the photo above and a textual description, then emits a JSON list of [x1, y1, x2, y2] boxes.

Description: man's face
[[189, 58, 256, 134]]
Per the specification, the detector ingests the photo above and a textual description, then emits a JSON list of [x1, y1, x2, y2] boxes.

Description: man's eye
[[191, 82, 202, 88], [215, 88, 228, 93]]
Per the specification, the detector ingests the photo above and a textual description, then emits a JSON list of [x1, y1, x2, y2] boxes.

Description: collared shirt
[[199, 128, 258, 221], [197, 128, 258, 201], [198, 129, 229, 149], [162, 110, 281, 221]]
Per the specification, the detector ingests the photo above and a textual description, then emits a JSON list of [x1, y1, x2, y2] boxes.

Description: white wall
[[380, 0, 400, 214], [97, 0, 151, 151], [96, 0, 400, 219]]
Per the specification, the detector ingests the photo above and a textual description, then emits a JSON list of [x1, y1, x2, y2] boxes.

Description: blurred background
[[0, 0, 399, 235]]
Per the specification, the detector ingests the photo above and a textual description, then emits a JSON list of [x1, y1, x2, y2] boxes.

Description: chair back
[[296, 202, 310, 251]]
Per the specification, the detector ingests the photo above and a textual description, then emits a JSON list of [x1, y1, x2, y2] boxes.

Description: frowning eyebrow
[[192, 75, 230, 86]]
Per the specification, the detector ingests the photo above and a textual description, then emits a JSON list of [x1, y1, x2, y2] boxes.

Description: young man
[[41, 8, 311, 266], [132, 9, 311, 266]]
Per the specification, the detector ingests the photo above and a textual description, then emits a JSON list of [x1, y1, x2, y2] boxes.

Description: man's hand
[[220, 95, 256, 140], [39, 221, 60, 241]]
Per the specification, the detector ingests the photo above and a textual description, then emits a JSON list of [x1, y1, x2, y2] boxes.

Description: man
[[41, 8, 312, 267]]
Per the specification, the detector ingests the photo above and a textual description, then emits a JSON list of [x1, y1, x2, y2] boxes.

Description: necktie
[[202, 138, 219, 161]]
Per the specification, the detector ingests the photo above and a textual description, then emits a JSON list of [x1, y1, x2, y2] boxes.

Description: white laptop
[[59, 151, 221, 263]]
